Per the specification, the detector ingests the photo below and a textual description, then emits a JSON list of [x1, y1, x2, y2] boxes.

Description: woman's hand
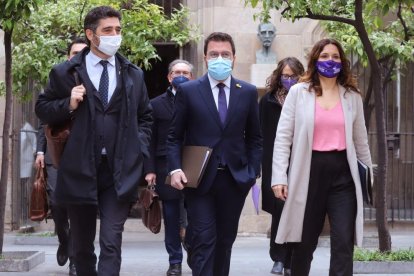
[[272, 184, 288, 201]]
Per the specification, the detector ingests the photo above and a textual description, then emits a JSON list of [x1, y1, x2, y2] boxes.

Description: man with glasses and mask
[[144, 59, 193, 276], [36, 6, 152, 276], [167, 32, 262, 276]]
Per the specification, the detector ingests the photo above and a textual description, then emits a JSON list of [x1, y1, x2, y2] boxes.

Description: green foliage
[[244, 0, 414, 70], [354, 248, 414, 261], [322, 1, 414, 68], [3, 0, 199, 99], [0, 0, 42, 31]]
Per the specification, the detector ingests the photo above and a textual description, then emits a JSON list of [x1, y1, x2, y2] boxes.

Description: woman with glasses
[[272, 39, 373, 275], [259, 57, 304, 275]]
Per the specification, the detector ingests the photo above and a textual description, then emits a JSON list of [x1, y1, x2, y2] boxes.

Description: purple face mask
[[316, 60, 342, 78], [281, 78, 297, 91]]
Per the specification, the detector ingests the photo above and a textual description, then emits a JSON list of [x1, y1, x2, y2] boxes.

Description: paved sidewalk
[[1, 226, 413, 276]]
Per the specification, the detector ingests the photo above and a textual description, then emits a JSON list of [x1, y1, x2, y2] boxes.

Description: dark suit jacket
[[167, 74, 262, 195], [36, 123, 53, 165], [144, 87, 182, 200], [35, 48, 152, 204]]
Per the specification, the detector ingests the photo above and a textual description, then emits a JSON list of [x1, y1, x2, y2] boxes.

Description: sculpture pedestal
[[250, 64, 276, 89]]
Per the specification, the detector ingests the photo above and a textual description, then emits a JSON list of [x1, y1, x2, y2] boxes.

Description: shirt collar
[[167, 86, 176, 96], [207, 73, 231, 90], [87, 50, 116, 67]]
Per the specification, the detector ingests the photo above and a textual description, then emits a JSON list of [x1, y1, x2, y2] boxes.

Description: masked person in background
[[144, 59, 194, 276], [167, 32, 262, 276], [272, 38, 372, 276], [36, 6, 152, 276], [259, 57, 304, 276]]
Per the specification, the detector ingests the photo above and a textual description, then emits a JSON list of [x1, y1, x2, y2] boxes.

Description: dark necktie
[[99, 60, 109, 108], [168, 90, 175, 108], [217, 83, 227, 124]]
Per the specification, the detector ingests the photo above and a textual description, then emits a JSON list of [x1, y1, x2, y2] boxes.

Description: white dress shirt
[[207, 74, 231, 109], [85, 51, 117, 102]]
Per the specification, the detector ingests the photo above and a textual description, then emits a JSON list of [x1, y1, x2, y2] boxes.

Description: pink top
[[312, 100, 346, 151]]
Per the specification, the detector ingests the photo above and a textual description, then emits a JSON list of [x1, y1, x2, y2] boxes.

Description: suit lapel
[[76, 65, 96, 119], [198, 75, 223, 128], [340, 86, 352, 148], [106, 60, 122, 109], [225, 77, 242, 127], [160, 93, 174, 116]]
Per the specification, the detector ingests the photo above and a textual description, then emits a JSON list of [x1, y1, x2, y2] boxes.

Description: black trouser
[[291, 150, 356, 276], [66, 157, 131, 276], [184, 169, 248, 276], [162, 198, 183, 265], [270, 198, 292, 269], [46, 163, 73, 262], [51, 204, 72, 258]]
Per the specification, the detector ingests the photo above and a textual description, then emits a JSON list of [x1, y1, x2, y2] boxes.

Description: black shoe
[[284, 268, 291, 276], [56, 243, 69, 266], [166, 263, 182, 276], [271, 261, 284, 275], [68, 261, 77, 276]]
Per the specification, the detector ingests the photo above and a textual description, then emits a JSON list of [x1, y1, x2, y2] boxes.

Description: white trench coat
[[271, 82, 373, 247]]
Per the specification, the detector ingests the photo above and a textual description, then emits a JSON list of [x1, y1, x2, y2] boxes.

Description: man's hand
[[34, 154, 45, 169], [145, 173, 156, 185], [170, 171, 187, 190], [272, 184, 288, 201], [70, 84, 86, 111]]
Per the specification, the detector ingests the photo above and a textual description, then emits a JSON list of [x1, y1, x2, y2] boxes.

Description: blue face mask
[[171, 75, 190, 88], [207, 57, 232, 81]]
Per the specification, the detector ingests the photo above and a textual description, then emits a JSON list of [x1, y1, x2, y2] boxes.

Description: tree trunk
[[363, 73, 374, 131], [373, 69, 392, 252], [0, 30, 14, 254], [372, 70, 392, 252], [354, 0, 391, 252]]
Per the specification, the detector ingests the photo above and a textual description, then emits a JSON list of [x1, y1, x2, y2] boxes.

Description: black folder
[[166, 146, 213, 188], [357, 160, 373, 205]]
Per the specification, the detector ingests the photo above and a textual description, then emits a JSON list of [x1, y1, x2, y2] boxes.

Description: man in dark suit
[[35, 6, 152, 276], [35, 37, 87, 276], [144, 59, 193, 276], [167, 32, 262, 276]]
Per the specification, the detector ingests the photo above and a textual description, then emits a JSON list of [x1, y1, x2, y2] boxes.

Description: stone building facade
[[0, 1, 324, 233]]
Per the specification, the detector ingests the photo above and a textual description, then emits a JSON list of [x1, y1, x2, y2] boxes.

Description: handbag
[[139, 184, 161, 234], [29, 167, 49, 222], [44, 121, 72, 168], [44, 71, 79, 168]]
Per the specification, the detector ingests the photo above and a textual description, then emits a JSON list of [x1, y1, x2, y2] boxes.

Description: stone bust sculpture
[[256, 22, 277, 64]]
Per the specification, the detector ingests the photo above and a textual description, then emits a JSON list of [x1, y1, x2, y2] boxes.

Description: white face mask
[[95, 34, 122, 57]]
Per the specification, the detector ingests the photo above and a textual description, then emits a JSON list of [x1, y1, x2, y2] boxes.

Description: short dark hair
[[84, 6, 121, 33], [67, 37, 88, 56], [203, 32, 235, 56]]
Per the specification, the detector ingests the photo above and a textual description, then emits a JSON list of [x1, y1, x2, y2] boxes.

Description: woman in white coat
[[272, 38, 372, 276]]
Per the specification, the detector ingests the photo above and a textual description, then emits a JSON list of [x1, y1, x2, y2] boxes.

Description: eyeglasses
[[171, 70, 191, 77], [281, 74, 299, 80], [206, 51, 233, 60]]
